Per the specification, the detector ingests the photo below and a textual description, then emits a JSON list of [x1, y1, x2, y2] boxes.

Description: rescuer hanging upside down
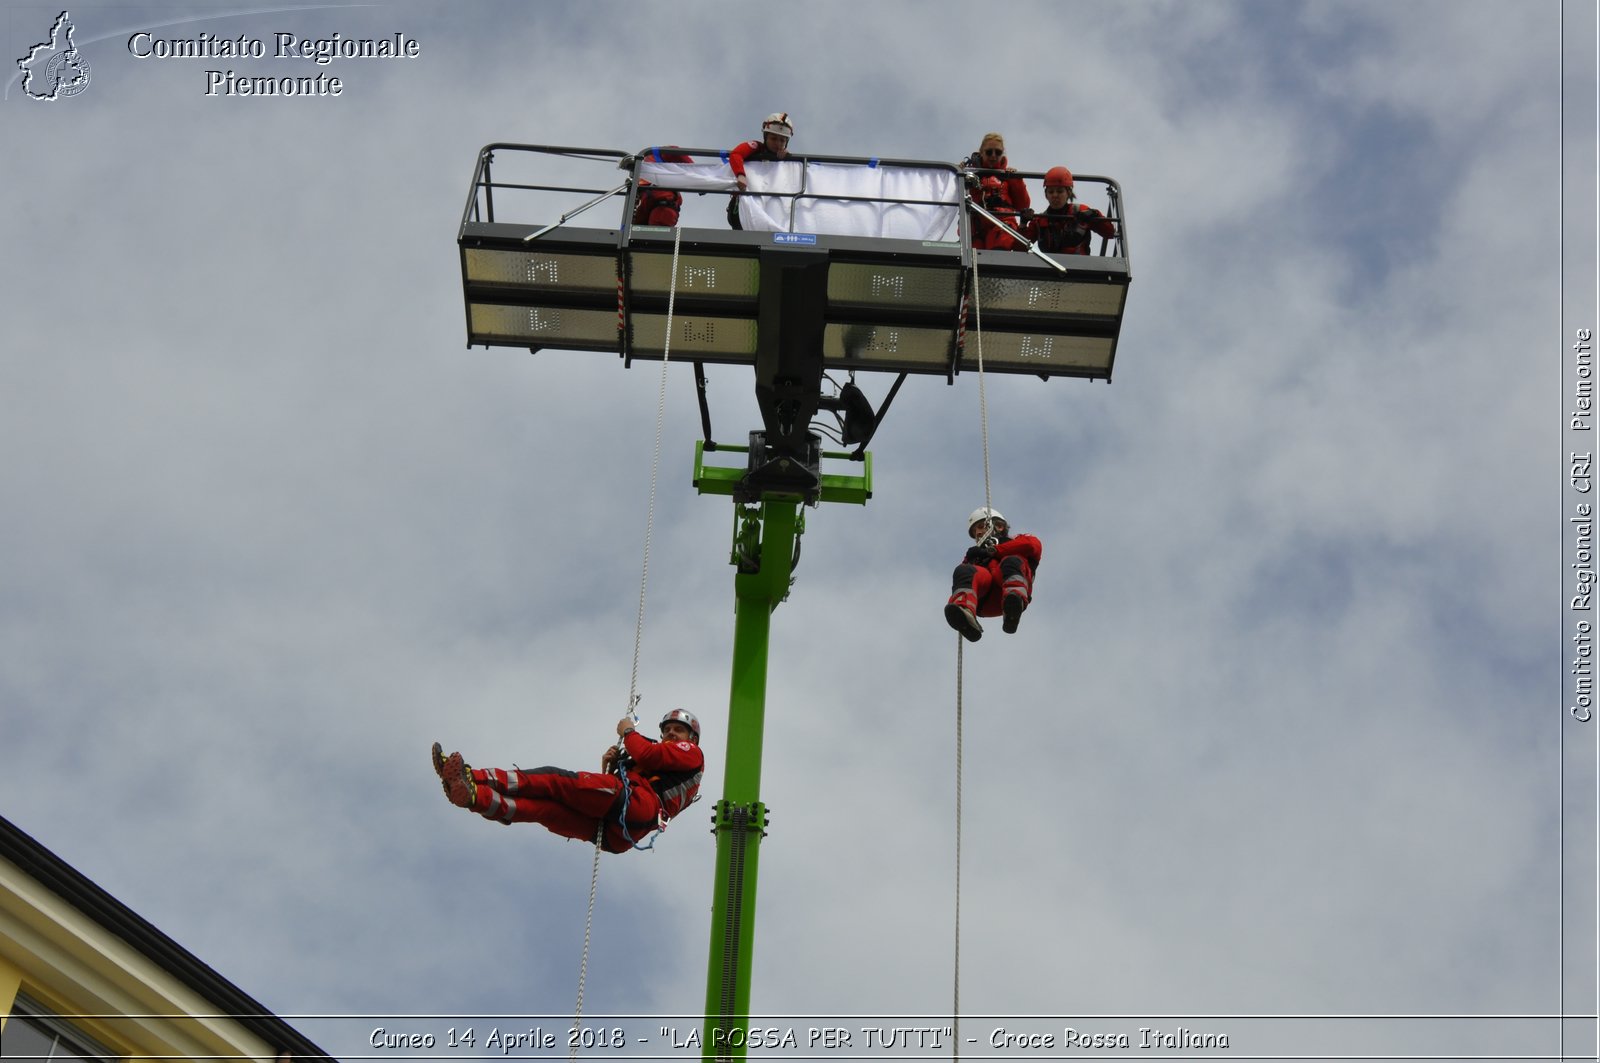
[[944, 507, 1042, 642], [431, 710, 704, 852]]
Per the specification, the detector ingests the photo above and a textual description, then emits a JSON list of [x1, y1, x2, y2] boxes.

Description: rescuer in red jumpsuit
[[960, 133, 1032, 213], [970, 176, 1028, 250], [631, 147, 695, 228], [944, 507, 1042, 642], [726, 112, 793, 229], [432, 709, 704, 852], [1025, 166, 1117, 255], [961, 132, 1031, 249]]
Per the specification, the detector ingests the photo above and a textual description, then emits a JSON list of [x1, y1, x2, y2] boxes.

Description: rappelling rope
[[953, 639, 967, 1059], [951, 248, 992, 1061], [972, 252, 994, 520], [569, 225, 684, 1062]]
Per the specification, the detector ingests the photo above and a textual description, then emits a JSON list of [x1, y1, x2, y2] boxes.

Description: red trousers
[[468, 766, 662, 852], [948, 557, 1034, 617]]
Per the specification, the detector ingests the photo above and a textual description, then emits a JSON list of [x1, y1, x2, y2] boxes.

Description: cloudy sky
[[3, 0, 1594, 1059]]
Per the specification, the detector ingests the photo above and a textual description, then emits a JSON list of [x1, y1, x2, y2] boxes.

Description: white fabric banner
[[634, 159, 961, 240], [791, 161, 962, 240], [735, 160, 806, 232], [636, 160, 740, 193]]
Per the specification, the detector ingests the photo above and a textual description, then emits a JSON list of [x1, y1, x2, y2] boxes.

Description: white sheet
[[635, 159, 961, 240]]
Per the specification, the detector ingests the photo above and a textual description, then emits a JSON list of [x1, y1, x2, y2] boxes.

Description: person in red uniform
[[1025, 166, 1116, 255], [431, 709, 704, 852], [631, 147, 695, 228], [944, 507, 1042, 642], [960, 132, 1031, 249], [971, 175, 1027, 250], [726, 112, 793, 229]]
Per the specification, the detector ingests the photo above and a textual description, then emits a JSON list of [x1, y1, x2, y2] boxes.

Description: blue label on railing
[[772, 232, 818, 245]]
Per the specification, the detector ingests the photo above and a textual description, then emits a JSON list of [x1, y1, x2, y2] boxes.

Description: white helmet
[[660, 708, 701, 742], [967, 507, 1005, 535], [761, 112, 794, 140]]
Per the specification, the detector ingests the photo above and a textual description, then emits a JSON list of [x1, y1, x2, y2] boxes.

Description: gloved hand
[[965, 544, 996, 564]]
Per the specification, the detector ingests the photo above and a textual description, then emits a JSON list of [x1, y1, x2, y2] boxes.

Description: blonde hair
[[979, 132, 1006, 153]]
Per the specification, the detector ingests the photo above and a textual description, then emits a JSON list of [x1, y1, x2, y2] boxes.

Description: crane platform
[[457, 143, 1132, 383]]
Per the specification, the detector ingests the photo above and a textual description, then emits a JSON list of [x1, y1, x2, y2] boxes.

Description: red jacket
[[981, 532, 1042, 570], [969, 179, 1029, 250], [621, 728, 704, 822], [728, 139, 783, 179], [1026, 204, 1116, 255], [961, 152, 1031, 212]]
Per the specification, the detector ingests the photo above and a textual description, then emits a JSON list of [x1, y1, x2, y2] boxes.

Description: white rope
[[951, 250, 992, 1060], [626, 225, 682, 711], [569, 843, 602, 1060], [973, 253, 993, 518], [570, 225, 684, 1061], [953, 637, 966, 1059]]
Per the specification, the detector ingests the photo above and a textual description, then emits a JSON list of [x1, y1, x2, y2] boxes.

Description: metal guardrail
[[458, 143, 1129, 266]]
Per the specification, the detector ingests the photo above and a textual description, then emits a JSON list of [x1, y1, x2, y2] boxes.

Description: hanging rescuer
[[431, 709, 704, 852], [944, 507, 1043, 642]]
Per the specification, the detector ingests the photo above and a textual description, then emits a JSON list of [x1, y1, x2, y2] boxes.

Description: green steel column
[[703, 500, 798, 1062]]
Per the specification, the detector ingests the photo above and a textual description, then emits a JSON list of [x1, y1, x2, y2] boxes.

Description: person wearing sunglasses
[[960, 133, 1032, 250], [961, 134, 1031, 209]]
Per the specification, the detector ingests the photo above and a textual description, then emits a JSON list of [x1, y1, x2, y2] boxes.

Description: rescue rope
[[973, 252, 994, 519], [950, 248, 992, 1061], [953, 639, 967, 1059], [626, 223, 683, 713], [569, 225, 684, 1063]]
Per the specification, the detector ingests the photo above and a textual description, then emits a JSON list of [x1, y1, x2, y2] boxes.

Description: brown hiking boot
[[431, 742, 477, 809]]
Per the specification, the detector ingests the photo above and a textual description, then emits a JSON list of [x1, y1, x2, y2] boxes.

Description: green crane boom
[[693, 445, 871, 1061]]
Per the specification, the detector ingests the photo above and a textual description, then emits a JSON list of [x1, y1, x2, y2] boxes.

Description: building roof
[[0, 813, 334, 1061]]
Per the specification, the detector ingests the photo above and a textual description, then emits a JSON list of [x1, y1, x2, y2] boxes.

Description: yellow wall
[[0, 951, 22, 1028]]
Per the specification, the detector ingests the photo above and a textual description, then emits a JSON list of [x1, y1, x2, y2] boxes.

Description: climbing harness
[[569, 224, 684, 1062]]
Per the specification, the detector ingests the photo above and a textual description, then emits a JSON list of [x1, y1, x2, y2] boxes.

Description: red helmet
[[1044, 166, 1075, 189], [660, 708, 701, 742]]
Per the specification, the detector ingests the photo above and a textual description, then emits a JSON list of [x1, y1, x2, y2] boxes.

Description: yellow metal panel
[[975, 272, 1127, 317], [630, 252, 759, 297], [463, 247, 617, 292], [468, 304, 619, 348], [962, 330, 1115, 374]]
